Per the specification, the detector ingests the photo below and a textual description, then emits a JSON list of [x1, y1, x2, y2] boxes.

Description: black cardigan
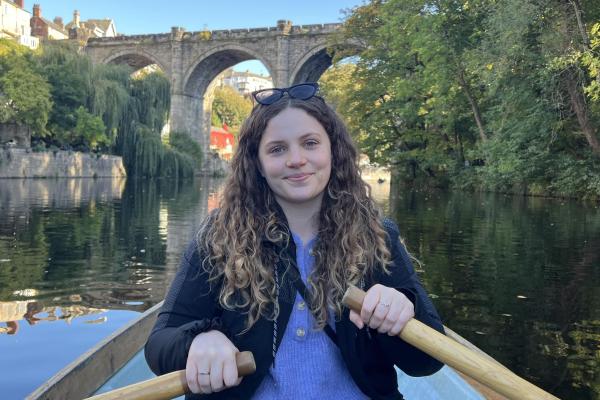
[[145, 217, 444, 399]]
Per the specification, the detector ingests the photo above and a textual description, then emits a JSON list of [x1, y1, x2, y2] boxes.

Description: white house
[[65, 10, 117, 41], [217, 68, 273, 95], [0, 0, 38, 49]]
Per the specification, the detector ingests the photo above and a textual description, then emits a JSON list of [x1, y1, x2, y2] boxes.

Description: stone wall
[[0, 149, 126, 178]]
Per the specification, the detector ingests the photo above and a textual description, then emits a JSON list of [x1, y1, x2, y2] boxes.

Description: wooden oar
[[85, 351, 255, 400], [343, 285, 559, 400]]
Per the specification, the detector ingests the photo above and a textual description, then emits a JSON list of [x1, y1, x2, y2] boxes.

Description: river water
[[0, 178, 598, 399]]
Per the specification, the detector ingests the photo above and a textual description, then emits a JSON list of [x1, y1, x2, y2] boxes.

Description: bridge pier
[[169, 93, 209, 153]]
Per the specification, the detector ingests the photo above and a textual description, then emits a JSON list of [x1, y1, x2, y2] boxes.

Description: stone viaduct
[[85, 20, 345, 153]]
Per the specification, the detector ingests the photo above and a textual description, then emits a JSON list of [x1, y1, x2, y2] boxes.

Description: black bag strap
[[291, 274, 339, 346]]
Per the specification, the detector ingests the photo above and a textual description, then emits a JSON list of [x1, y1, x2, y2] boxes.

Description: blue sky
[[31, 0, 366, 75]]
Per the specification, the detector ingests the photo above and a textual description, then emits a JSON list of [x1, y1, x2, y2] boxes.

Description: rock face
[[0, 124, 31, 148], [0, 149, 126, 178]]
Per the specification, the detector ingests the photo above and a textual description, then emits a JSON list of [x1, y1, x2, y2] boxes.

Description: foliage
[[38, 41, 93, 144], [169, 131, 203, 168], [129, 72, 171, 133], [89, 63, 132, 144], [23, 41, 185, 177], [330, 0, 600, 198], [320, 62, 359, 130], [211, 85, 252, 135], [120, 123, 194, 178], [73, 106, 108, 151], [113, 71, 178, 177], [211, 110, 222, 127], [582, 22, 600, 101], [0, 39, 191, 178], [0, 39, 52, 136]]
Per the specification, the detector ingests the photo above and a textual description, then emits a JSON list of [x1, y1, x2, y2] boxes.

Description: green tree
[[38, 41, 93, 145], [320, 62, 358, 116], [334, 0, 600, 198], [169, 131, 203, 168], [89, 63, 132, 145], [72, 106, 108, 151], [335, 0, 485, 181], [212, 85, 252, 134], [474, 0, 600, 196], [0, 40, 52, 136]]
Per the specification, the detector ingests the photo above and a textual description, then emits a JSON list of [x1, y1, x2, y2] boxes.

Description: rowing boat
[[27, 302, 504, 400]]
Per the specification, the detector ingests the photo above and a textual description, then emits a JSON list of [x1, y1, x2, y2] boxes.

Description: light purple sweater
[[252, 233, 368, 399]]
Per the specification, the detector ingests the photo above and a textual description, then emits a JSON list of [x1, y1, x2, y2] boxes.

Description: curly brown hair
[[197, 94, 390, 330]]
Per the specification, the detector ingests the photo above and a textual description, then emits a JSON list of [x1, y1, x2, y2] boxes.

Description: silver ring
[[379, 301, 391, 308], [199, 372, 210, 375]]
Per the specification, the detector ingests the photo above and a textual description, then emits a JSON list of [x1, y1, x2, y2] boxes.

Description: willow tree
[[38, 41, 94, 145], [90, 63, 132, 144], [113, 71, 193, 178]]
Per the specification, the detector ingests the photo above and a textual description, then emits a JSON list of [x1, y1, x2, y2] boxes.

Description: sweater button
[[297, 301, 306, 310], [296, 328, 305, 337]]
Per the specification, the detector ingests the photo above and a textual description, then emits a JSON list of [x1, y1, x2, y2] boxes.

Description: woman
[[145, 83, 444, 399]]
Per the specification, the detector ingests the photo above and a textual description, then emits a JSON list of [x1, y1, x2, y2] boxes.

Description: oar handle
[[343, 285, 559, 400], [86, 351, 256, 400]]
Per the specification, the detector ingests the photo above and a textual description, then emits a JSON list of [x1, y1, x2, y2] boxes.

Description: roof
[[65, 18, 114, 33], [40, 17, 68, 35], [85, 19, 114, 32], [222, 69, 271, 80]]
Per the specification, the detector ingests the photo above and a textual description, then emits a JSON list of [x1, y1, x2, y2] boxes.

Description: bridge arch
[[290, 44, 333, 85], [170, 45, 273, 155], [101, 49, 170, 77], [182, 44, 274, 96], [290, 41, 364, 85]]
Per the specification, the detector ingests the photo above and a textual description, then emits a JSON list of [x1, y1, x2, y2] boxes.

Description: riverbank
[[0, 149, 126, 178], [392, 170, 600, 202]]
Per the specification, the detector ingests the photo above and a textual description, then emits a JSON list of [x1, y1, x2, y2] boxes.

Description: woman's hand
[[348, 284, 415, 336], [185, 330, 243, 394]]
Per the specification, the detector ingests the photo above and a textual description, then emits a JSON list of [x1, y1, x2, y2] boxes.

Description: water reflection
[[0, 300, 108, 335], [1, 177, 598, 399], [389, 185, 600, 399], [0, 178, 220, 310], [1, 177, 223, 398], [0, 178, 126, 210]]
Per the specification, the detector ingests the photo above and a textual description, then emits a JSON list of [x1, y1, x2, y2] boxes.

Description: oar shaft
[[343, 285, 559, 400], [86, 351, 255, 400]]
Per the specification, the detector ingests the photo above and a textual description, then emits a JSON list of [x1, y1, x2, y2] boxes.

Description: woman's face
[[258, 107, 332, 211]]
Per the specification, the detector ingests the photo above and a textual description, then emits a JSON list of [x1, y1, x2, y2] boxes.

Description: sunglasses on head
[[252, 82, 319, 105]]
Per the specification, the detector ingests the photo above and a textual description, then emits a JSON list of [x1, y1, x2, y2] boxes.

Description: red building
[[30, 4, 68, 40], [210, 124, 235, 161]]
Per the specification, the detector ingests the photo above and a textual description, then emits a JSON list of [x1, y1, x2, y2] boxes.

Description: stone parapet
[[0, 149, 126, 178], [87, 22, 342, 44]]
